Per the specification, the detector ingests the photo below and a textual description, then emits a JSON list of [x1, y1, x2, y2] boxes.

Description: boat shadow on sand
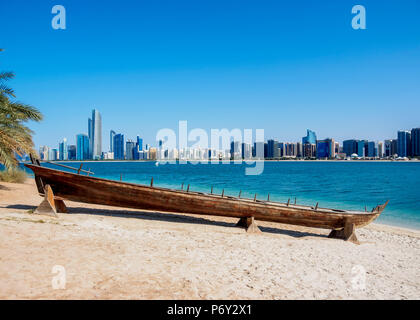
[[2, 204, 326, 239], [66, 206, 327, 239]]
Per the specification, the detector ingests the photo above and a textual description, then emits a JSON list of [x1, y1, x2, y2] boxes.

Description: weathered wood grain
[[25, 164, 388, 234]]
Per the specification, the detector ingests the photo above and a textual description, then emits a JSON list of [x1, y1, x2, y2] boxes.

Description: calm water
[[19, 161, 420, 230]]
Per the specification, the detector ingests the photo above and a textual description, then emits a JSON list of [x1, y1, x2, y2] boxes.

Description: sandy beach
[[0, 179, 419, 299]]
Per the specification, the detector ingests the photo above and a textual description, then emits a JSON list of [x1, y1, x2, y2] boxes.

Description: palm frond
[[0, 71, 14, 81]]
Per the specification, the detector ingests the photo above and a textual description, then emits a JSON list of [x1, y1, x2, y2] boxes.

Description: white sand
[[0, 179, 419, 299]]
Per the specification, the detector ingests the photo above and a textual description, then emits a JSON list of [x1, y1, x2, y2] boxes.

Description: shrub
[[0, 168, 28, 183]]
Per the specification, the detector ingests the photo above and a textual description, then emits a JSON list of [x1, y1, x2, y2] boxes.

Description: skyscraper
[[377, 142, 384, 158], [88, 109, 102, 160], [76, 134, 90, 160], [302, 129, 317, 145], [88, 118, 93, 158], [136, 135, 143, 151], [267, 139, 279, 159], [411, 128, 420, 157], [68, 145, 76, 160], [316, 138, 335, 159], [397, 130, 411, 157], [113, 133, 124, 160], [39, 146, 49, 160], [366, 141, 376, 158], [253, 142, 265, 159], [126, 140, 135, 160], [303, 143, 316, 158], [59, 138, 68, 160], [49, 149, 58, 161], [357, 140, 366, 157], [110, 130, 116, 153], [296, 142, 303, 158], [343, 140, 358, 156], [230, 141, 241, 159], [241, 143, 252, 159], [384, 139, 397, 157]]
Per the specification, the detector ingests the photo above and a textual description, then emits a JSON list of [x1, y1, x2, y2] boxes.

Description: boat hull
[[24, 164, 385, 230]]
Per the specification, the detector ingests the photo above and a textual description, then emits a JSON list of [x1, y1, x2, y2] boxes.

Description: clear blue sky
[[1, 0, 419, 150]]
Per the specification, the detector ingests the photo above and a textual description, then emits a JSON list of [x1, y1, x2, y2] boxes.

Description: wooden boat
[[24, 157, 388, 243]]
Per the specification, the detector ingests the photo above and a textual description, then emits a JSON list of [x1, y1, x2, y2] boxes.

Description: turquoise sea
[[19, 161, 420, 230]]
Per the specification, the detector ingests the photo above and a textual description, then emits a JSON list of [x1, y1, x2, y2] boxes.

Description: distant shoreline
[[24, 159, 420, 164]]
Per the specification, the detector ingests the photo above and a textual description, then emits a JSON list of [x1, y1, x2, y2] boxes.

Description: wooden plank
[[24, 164, 387, 232], [45, 161, 93, 175], [34, 184, 58, 217]]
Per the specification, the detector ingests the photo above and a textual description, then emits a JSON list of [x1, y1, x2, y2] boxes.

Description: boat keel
[[34, 184, 67, 217], [328, 220, 359, 244], [236, 216, 261, 234]]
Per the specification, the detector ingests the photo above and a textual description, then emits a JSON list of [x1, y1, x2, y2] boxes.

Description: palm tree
[[0, 49, 43, 169]]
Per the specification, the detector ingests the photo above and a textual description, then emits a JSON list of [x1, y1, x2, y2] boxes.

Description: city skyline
[[1, 0, 419, 150], [38, 108, 420, 161]]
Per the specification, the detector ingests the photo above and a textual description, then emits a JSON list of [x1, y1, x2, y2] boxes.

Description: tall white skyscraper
[[110, 130, 116, 153], [88, 118, 93, 158], [88, 109, 102, 159]]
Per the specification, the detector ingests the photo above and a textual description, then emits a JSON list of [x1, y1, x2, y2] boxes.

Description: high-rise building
[[113, 133, 124, 160], [398, 130, 411, 157], [334, 142, 340, 155], [136, 136, 143, 151], [68, 145, 76, 160], [110, 130, 116, 153], [316, 138, 335, 159], [384, 139, 397, 157], [49, 148, 58, 161], [133, 135, 143, 160], [411, 128, 420, 157], [302, 129, 317, 145], [88, 109, 102, 160], [296, 142, 303, 158], [343, 140, 358, 156], [126, 140, 135, 160], [253, 142, 265, 159], [76, 134, 90, 160], [39, 146, 49, 160], [392, 139, 398, 157], [88, 118, 93, 158], [303, 143, 316, 158], [366, 141, 377, 158], [267, 139, 279, 159], [149, 147, 157, 160], [284, 143, 297, 157], [357, 140, 366, 157], [384, 140, 392, 157], [377, 142, 384, 158], [278, 142, 284, 157], [59, 138, 68, 160], [241, 143, 252, 159], [230, 141, 241, 159]]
